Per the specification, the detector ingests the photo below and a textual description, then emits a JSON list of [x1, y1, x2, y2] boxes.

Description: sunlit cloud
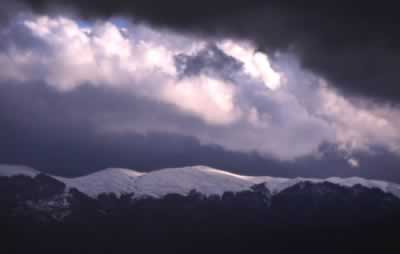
[[2, 14, 400, 163], [219, 40, 283, 90]]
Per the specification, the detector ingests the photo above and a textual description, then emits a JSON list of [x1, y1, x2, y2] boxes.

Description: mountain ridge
[[2, 164, 400, 253], [1, 164, 399, 199]]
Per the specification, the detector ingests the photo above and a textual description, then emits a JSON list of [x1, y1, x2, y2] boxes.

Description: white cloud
[[2, 15, 400, 162], [317, 81, 400, 154], [162, 75, 241, 125], [219, 40, 283, 90]]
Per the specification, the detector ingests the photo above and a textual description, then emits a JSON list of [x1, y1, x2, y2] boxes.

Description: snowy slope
[[1, 164, 400, 198], [55, 168, 144, 197], [133, 166, 256, 197]]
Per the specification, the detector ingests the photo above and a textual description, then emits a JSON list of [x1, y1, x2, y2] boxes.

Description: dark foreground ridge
[[1, 173, 400, 253]]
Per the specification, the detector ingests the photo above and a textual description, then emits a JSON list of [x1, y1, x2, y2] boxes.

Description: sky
[[1, 1, 400, 182]]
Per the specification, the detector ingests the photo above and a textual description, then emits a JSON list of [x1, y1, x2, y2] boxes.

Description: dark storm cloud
[[0, 1, 19, 23], [1, 80, 400, 182], [0, 80, 211, 175], [16, 0, 400, 103]]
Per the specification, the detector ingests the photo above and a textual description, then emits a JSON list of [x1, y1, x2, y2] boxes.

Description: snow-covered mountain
[[2, 164, 400, 253], [1, 164, 400, 199]]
